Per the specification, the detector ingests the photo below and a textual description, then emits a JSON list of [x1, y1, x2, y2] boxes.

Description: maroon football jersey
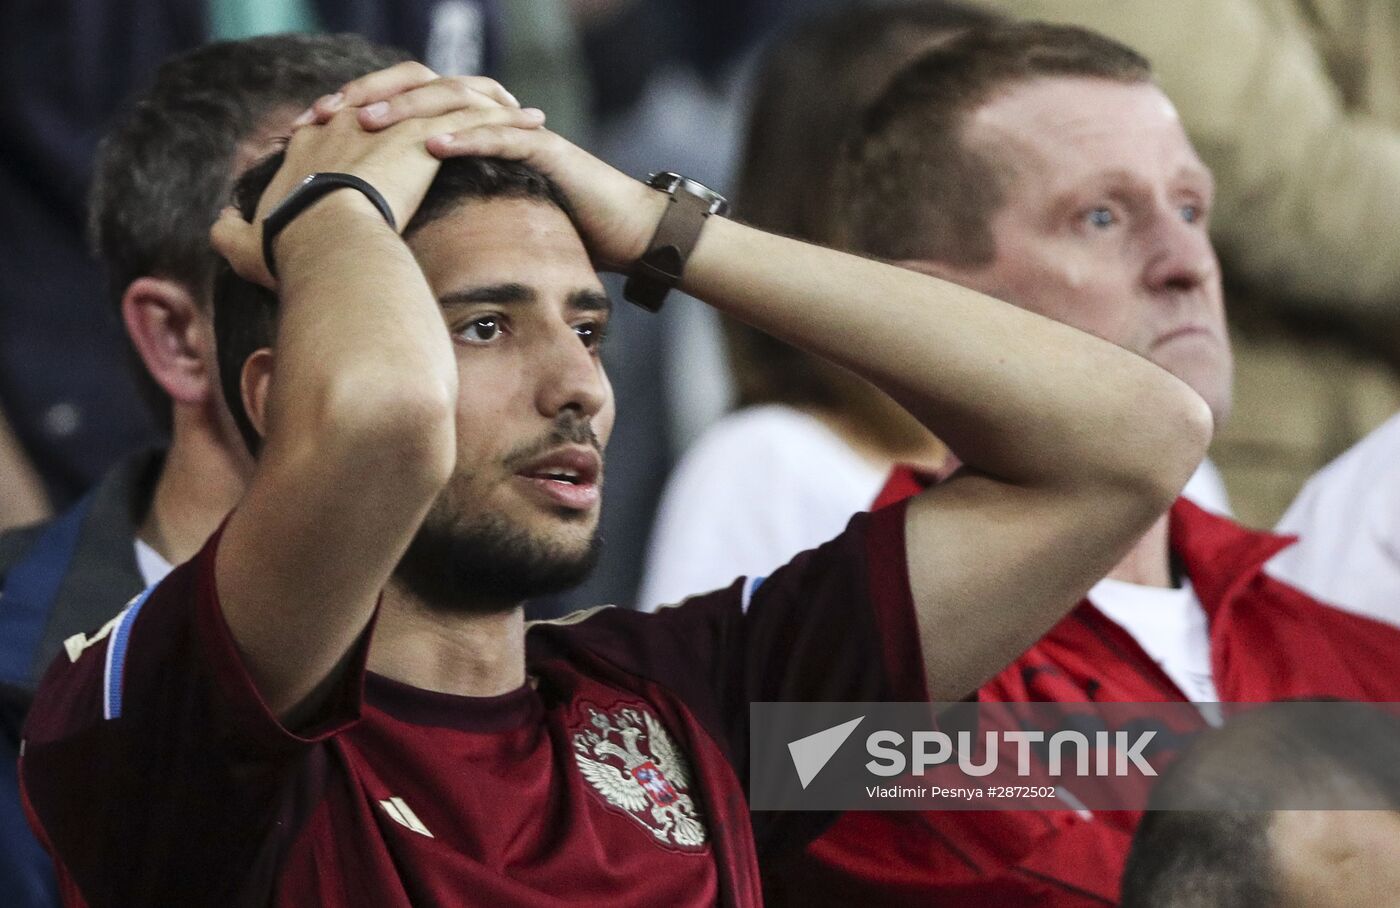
[[21, 504, 923, 907]]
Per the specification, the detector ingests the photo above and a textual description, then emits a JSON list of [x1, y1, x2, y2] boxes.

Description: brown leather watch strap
[[623, 189, 714, 312]]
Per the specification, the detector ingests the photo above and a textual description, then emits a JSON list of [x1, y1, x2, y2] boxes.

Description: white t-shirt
[[134, 538, 174, 588], [1088, 577, 1219, 703], [1269, 410, 1400, 627], [1085, 460, 1232, 706], [638, 405, 887, 611]]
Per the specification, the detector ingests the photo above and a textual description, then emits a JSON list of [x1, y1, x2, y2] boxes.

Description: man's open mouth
[[514, 447, 602, 509]]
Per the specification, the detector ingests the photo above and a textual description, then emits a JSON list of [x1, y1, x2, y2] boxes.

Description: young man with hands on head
[[20, 61, 1208, 906]]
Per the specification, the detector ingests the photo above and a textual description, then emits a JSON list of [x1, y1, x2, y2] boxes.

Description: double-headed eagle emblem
[[573, 705, 708, 848]]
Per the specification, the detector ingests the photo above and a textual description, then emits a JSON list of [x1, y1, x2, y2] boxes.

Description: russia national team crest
[[573, 705, 708, 848]]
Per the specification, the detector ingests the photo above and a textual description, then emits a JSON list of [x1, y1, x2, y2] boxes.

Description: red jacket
[[767, 473, 1400, 906]]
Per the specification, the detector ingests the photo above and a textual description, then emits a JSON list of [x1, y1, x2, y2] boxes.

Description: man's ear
[[121, 277, 214, 405], [240, 349, 275, 442]]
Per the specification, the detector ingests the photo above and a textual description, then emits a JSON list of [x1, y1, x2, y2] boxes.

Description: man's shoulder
[[1170, 499, 1294, 586], [1, 450, 161, 585], [0, 521, 50, 578], [525, 589, 746, 687], [1184, 505, 1400, 638], [526, 604, 641, 660], [0, 453, 160, 693], [1279, 409, 1400, 534]]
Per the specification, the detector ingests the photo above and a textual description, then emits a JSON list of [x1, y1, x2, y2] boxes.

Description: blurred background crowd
[[4, 0, 1400, 620]]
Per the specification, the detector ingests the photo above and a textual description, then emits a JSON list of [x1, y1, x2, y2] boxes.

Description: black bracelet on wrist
[[260, 172, 397, 279]]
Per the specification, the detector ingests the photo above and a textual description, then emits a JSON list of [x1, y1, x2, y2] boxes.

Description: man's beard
[[394, 502, 600, 614], [393, 415, 603, 613]]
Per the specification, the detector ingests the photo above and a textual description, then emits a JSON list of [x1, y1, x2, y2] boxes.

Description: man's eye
[[575, 321, 607, 350], [1086, 207, 1116, 229], [459, 316, 502, 343], [1180, 204, 1202, 224]]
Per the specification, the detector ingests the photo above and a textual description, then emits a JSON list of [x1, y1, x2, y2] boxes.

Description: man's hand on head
[[211, 63, 544, 289], [295, 62, 523, 131], [295, 61, 667, 274], [428, 123, 665, 273], [216, 57, 670, 283]]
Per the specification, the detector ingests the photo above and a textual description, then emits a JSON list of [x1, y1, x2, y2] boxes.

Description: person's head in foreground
[[837, 20, 1233, 427], [91, 33, 409, 443], [216, 152, 612, 612], [1121, 701, 1400, 908]]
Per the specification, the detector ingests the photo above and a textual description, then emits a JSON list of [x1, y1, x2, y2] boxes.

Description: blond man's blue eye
[[1087, 208, 1115, 228]]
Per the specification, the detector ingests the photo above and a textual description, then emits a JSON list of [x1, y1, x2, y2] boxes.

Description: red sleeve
[[19, 526, 373, 907], [736, 499, 926, 703]]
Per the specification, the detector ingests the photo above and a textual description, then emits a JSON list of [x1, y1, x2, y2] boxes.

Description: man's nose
[[1143, 213, 1218, 294], [535, 326, 608, 420]]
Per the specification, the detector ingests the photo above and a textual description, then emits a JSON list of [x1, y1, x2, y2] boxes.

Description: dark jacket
[[0, 451, 158, 907]]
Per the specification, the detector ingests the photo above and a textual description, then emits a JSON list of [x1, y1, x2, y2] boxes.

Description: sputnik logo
[[788, 716, 865, 789]]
